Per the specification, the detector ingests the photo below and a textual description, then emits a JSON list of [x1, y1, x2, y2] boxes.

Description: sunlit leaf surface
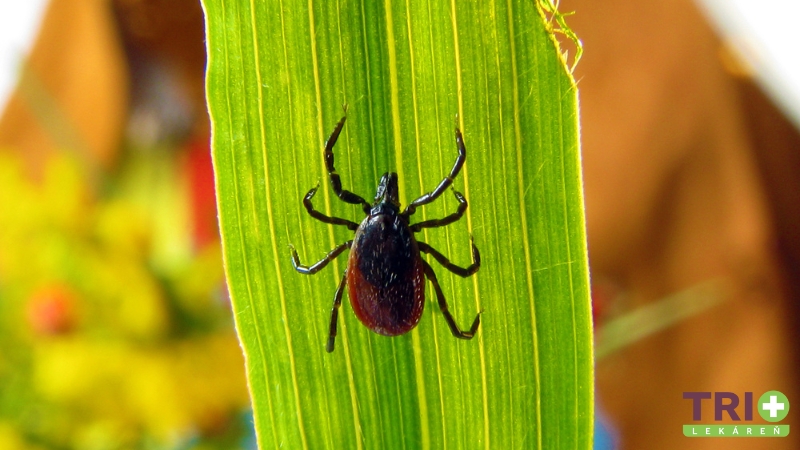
[[202, 0, 592, 448]]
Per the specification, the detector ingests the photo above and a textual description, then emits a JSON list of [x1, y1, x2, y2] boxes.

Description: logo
[[759, 391, 790, 422], [682, 391, 790, 437]]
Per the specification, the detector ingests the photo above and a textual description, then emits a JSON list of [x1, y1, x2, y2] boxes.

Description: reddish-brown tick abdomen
[[346, 213, 425, 336]]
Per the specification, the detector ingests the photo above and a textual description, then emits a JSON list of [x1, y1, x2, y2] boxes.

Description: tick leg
[[403, 120, 466, 218], [326, 269, 347, 353], [422, 259, 481, 339], [302, 184, 359, 230], [289, 240, 353, 274], [410, 190, 468, 232], [418, 237, 480, 277], [324, 113, 372, 214]]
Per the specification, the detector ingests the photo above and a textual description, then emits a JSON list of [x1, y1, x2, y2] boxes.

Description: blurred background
[[0, 0, 798, 449], [0, 0, 252, 449], [564, 0, 800, 449]]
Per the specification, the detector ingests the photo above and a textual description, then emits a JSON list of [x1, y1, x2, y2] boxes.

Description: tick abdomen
[[347, 214, 425, 336]]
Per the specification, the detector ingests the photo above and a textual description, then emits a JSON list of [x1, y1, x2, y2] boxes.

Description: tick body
[[348, 192, 425, 336], [290, 111, 481, 352]]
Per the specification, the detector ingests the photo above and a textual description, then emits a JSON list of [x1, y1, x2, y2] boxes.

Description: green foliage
[[0, 153, 249, 449], [202, 0, 592, 448]]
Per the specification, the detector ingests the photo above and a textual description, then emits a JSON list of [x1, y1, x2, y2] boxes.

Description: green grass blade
[[202, 0, 592, 448]]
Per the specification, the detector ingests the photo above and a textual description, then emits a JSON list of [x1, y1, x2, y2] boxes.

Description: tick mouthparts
[[374, 172, 400, 206]]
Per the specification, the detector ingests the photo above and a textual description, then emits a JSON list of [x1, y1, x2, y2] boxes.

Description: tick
[[289, 112, 481, 352]]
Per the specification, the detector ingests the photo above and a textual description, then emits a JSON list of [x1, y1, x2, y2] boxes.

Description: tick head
[[374, 172, 400, 209]]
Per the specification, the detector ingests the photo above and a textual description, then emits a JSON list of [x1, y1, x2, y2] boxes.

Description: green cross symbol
[[758, 391, 790, 422]]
